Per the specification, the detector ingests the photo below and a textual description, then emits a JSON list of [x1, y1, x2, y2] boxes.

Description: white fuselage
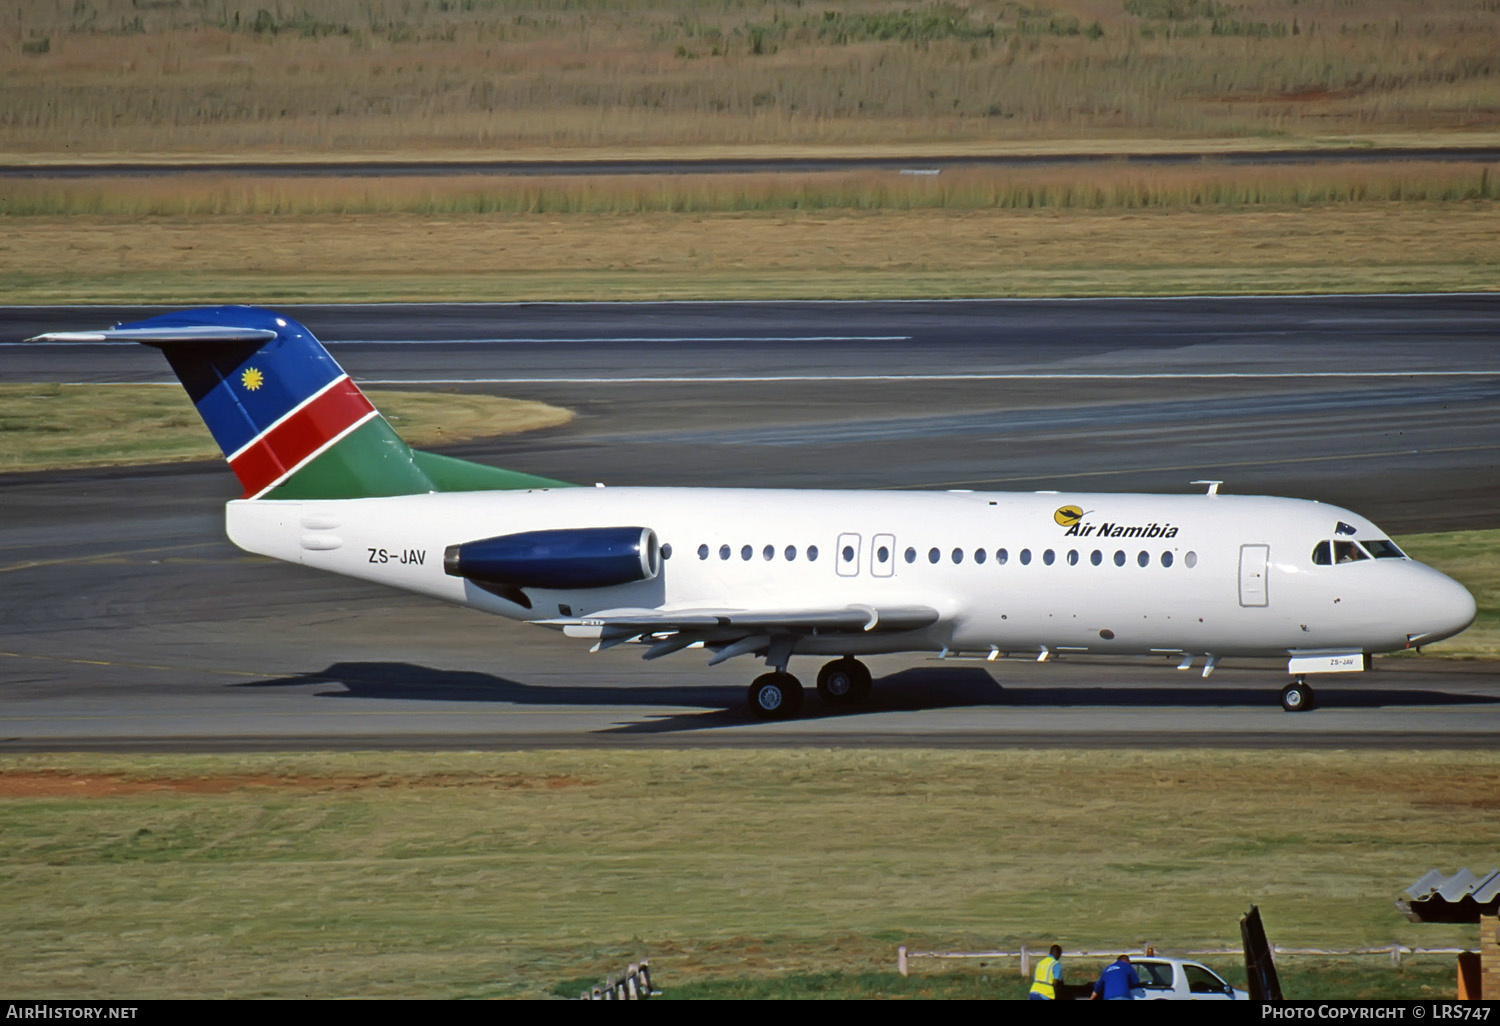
[[225, 487, 1475, 665]]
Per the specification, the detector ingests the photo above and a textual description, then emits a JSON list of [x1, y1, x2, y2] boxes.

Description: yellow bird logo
[[241, 367, 264, 391], [1053, 505, 1084, 527]]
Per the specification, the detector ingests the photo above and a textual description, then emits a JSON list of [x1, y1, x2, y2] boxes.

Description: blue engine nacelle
[[443, 526, 659, 591]]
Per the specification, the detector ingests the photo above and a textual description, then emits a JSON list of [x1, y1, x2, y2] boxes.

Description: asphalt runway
[[6, 146, 1499, 177], [3, 295, 1499, 751]]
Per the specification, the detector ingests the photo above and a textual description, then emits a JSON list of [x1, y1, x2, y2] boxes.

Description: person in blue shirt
[[1091, 954, 1141, 1000]]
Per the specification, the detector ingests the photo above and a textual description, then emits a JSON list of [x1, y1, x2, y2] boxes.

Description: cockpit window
[[1315, 540, 1380, 565], [1335, 521, 1358, 536], [1363, 539, 1406, 559], [1334, 540, 1368, 563]]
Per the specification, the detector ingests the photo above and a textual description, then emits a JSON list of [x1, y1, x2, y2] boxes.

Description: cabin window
[[1161, 551, 1174, 568], [763, 544, 775, 561], [662, 544, 672, 559], [1137, 550, 1150, 568], [1185, 551, 1198, 568], [1311, 541, 1332, 565], [974, 548, 987, 565], [951, 547, 964, 564], [1090, 550, 1102, 566], [698, 544, 709, 560], [876, 544, 890, 564], [929, 547, 941, 564], [997, 548, 1009, 565], [1019, 548, 1032, 565], [741, 544, 753, 561], [1042, 549, 1055, 566], [1334, 540, 1368, 564], [1114, 550, 1126, 567], [785, 545, 797, 561], [905, 547, 916, 563], [841, 544, 855, 564], [719, 544, 731, 560], [1066, 549, 1079, 566], [1364, 539, 1405, 559], [808, 545, 820, 561]]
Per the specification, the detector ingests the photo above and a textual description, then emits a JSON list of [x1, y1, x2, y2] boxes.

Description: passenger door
[[1239, 544, 1269, 607]]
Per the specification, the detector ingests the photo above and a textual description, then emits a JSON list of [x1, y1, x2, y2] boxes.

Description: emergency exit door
[[1239, 544, 1269, 607]]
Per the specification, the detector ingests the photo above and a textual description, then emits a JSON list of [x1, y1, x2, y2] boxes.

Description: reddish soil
[[0, 770, 592, 798]]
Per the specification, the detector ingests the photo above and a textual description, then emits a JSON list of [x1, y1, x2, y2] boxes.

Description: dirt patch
[[0, 770, 593, 798]]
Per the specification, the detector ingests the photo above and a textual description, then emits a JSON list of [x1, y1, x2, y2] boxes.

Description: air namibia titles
[[1064, 521, 1180, 539]]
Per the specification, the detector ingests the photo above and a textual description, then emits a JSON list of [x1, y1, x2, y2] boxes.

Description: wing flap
[[537, 604, 941, 634]]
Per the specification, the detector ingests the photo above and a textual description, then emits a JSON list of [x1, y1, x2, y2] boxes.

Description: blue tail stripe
[[123, 306, 347, 456]]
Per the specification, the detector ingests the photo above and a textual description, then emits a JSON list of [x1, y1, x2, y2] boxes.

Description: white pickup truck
[[1129, 958, 1249, 1000]]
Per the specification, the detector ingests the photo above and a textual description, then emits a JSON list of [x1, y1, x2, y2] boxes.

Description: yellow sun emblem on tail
[[240, 367, 265, 391]]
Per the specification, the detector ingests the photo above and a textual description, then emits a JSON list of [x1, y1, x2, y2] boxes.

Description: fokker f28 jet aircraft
[[32, 307, 1476, 717]]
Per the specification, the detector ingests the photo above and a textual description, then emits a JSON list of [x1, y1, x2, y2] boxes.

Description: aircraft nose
[[1409, 569, 1476, 647]]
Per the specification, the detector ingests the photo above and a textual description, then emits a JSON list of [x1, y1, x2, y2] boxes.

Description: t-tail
[[32, 305, 572, 499]]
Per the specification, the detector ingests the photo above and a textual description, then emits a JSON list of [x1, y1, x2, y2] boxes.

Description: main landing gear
[[1280, 675, 1316, 713], [747, 657, 873, 720], [747, 672, 803, 719]]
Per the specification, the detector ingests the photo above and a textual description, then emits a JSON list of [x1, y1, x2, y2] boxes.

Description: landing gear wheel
[[1280, 679, 1316, 713], [816, 658, 873, 706], [748, 672, 804, 720]]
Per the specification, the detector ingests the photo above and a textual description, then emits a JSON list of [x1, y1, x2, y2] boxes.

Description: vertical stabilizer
[[128, 305, 434, 499], [34, 305, 570, 499]]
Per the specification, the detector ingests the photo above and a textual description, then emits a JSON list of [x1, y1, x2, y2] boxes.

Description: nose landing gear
[[1280, 676, 1316, 713]]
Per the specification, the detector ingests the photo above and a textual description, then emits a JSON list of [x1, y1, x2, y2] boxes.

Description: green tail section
[[262, 419, 574, 500]]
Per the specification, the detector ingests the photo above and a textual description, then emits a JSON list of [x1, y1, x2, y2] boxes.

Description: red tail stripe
[[228, 379, 376, 497]]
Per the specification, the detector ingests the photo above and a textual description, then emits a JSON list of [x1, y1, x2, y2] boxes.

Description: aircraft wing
[[532, 604, 942, 664]]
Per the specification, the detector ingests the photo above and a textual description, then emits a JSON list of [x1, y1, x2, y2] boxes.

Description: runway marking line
[[355, 371, 1500, 385], [895, 441, 1500, 489], [3, 334, 914, 348], [0, 541, 224, 575], [0, 649, 265, 678]]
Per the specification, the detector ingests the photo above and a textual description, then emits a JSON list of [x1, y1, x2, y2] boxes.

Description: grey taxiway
[[3, 295, 1498, 751]]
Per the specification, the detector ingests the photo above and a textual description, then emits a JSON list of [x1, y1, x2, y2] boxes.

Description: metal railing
[[579, 960, 656, 1000]]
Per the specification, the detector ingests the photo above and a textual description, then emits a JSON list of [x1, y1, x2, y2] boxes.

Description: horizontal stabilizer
[[28, 327, 279, 345]]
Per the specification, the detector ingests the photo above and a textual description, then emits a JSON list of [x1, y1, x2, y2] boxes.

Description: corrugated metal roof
[[1406, 868, 1500, 904], [1398, 868, 1500, 922]]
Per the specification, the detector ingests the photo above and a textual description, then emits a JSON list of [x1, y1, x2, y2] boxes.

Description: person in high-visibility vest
[[1029, 944, 1064, 1000]]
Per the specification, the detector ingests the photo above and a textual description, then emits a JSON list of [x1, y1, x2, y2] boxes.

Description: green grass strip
[[0, 749, 1493, 998], [0, 384, 571, 474]]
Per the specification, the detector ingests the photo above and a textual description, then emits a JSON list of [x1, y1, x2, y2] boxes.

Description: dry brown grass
[[4, 0, 1498, 157], [6, 162, 1497, 216], [3, 202, 1496, 303]]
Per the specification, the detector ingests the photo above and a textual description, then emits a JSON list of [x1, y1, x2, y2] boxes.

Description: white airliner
[[32, 306, 1476, 716]]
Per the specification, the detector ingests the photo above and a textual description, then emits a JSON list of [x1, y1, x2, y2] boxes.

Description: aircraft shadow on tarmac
[[234, 662, 1498, 734]]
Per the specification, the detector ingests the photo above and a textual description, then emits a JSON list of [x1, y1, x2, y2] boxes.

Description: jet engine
[[443, 526, 659, 591]]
